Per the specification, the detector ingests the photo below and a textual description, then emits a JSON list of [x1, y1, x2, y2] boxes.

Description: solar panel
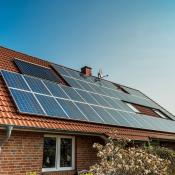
[[121, 112, 143, 128], [90, 105, 116, 125], [2, 70, 175, 134], [56, 98, 88, 121], [43, 80, 69, 99], [76, 80, 96, 92], [14, 59, 61, 83], [24, 76, 51, 95], [52, 64, 71, 77], [10, 88, 45, 115], [51, 64, 175, 122], [105, 109, 131, 127], [74, 102, 104, 123], [89, 83, 107, 95], [134, 114, 155, 130], [112, 99, 134, 112], [62, 76, 84, 89], [57, 71, 160, 111], [61, 85, 85, 102], [100, 79, 118, 90], [1, 70, 30, 90], [76, 89, 99, 105], [64, 68, 81, 79], [52, 64, 119, 89], [35, 94, 68, 118], [122, 86, 147, 98], [102, 96, 122, 110], [91, 93, 111, 107]]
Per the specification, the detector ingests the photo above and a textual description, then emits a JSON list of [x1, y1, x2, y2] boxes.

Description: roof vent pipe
[[81, 66, 92, 76], [0, 125, 13, 153]]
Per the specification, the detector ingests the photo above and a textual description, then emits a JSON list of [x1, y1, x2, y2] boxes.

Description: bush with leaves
[[145, 145, 175, 175], [90, 138, 170, 175]]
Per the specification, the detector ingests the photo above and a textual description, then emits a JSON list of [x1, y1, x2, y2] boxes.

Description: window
[[125, 102, 140, 113], [42, 135, 75, 172], [153, 109, 168, 119], [43, 137, 56, 169]]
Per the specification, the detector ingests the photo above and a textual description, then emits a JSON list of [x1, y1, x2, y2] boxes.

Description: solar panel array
[[2, 70, 175, 133], [52, 64, 175, 120], [14, 59, 61, 83]]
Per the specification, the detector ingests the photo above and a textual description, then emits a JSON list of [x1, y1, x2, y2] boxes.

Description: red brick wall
[[76, 136, 104, 171], [0, 130, 43, 175], [0, 130, 104, 175]]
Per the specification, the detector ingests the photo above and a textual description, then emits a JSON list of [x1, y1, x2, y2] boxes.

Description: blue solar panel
[[134, 114, 155, 130], [62, 76, 83, 89], [43, 80, 69, 99], [90, 105, 116, 125], [2, 70, 175, 134], [1, 70, 30, 90], [56, 98, 88, 121], [24, 76, 51, 95], [89, 84, 107, 96], [102, 96, 123, 110], [76, 80, 96, 92], [100, 79, 117, 90], [74, 102, 104, 123], [35, 94, 68, 118], [95, 87, 121, 99], [76, 89, 99, 105], [52, 65, 175, 122], [52, 64, 71, 77], [105, 109, 131, 127], [64, 68, 81, 79], [91, 93, 111, 107], [112, 99, 134, 112], [14, 59, 61, 83], [10, 88, 45, 115], [61, 85, 85, 102], [122, 86, 147, 98], [120, 112, 143, 128]]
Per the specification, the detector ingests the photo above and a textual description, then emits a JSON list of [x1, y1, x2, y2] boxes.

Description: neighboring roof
[[0, 46, 175, 141]]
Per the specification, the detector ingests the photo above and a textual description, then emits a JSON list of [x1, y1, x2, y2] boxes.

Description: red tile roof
[[0, 46, 175, 141]]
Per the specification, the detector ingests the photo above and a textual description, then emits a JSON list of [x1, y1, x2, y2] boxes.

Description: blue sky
[[1, 0, 175, 114]]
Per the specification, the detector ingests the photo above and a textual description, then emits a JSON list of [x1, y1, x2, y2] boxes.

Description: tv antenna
[[96, 68, 109, 81]]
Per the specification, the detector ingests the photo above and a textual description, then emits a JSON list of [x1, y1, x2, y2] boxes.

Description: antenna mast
[[97, 68, 109, 81]]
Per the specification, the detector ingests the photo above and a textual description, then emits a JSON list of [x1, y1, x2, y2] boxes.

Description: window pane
[[60, 138, 72, 167], [43, 137, 56, 168]]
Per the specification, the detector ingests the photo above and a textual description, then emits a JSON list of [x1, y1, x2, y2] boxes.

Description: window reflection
[[60, 138, 72, 167], [43, 137, 56, 168]]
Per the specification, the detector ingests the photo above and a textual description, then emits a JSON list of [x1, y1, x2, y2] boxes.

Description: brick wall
[[76, 136, 104, 171], [0, 130, 104, 175], [0, 130, 43, 175]]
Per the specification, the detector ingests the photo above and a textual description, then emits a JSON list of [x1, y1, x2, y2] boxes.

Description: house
[[0, 46, 175, 175]]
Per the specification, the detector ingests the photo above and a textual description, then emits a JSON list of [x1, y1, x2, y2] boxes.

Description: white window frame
[[42, 134, 75, 172], [125, 102, 140, 113], [153, 109, 167, 119]]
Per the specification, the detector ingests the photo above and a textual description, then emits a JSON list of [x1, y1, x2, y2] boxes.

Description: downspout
[[0, 125, 13, 153]]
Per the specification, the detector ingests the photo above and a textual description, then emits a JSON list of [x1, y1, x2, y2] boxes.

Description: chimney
[[81, 66, 92, 76]]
